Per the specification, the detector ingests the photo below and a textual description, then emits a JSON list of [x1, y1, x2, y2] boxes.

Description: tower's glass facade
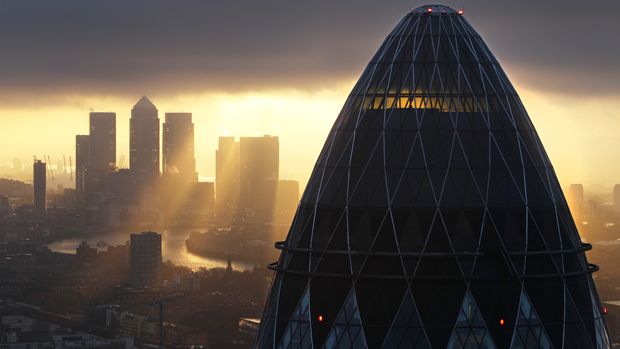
[[255, 4, 610, 348]]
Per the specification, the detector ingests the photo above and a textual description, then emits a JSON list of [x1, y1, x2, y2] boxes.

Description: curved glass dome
[[254, 4, 610, 348]]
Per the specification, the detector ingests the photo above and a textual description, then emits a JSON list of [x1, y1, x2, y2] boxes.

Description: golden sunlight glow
[[1, 81, 620, 194]]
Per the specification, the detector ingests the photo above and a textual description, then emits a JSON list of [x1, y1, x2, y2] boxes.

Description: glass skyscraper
[[254, 4, 610, 349], [130, 96, 160, 181]]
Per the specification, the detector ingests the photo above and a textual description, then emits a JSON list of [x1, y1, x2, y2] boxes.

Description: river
[[47, 228, 256, 271]]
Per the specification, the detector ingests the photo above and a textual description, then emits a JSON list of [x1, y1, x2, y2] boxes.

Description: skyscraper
[[612, 184, 620, 211], [239, 135, 279, 214], [87, 112, 116, 193], [75, 134, 90, 197], [163, 112, 196, 181], [216, 136, 240, 218], [33, 160, 46, 212], [567, 183, 585, 216], [255, 5, 610, 348], [130, 96, 160, 181], [129, 231, 162, 287], [275, 179, 300, 223]]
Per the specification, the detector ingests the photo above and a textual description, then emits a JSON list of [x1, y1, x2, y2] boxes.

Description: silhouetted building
[[76, 240, 98, 262], [613, 185, 620, 211], [0, 194, 9, 210], [130, 96, 160, 181], [87, 112, 116, 193], [33, 160, 46, 212], [239, 135, 279, 215], [189, 182, 215, 218], [107, 169, 138, 226], [255, 5, 610, 348], [226, 249, 233, 274], [130, 232, 162, 287], [216, 137, 240, 218], [107, 169, 136, 204], [75, 134, 90, 197], [163, 112, 196, 181], [567, 183, 585, 214], [275, 179, 299, 222]]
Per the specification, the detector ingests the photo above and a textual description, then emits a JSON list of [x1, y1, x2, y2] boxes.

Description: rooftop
[[132, 95, 157, 110], [410, 4, 462, 15]]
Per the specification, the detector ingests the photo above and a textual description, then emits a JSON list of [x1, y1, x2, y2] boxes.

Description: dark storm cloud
[[0, 0, 618, 99]]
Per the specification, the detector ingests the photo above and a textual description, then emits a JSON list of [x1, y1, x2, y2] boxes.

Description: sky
[[0, 0, 619, 191]]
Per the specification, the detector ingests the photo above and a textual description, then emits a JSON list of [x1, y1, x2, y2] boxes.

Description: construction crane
[[43, 155, 51, 179], [63, 155, 67, 174], [150, 293, 185, 348], [46, 155, 55, 180]]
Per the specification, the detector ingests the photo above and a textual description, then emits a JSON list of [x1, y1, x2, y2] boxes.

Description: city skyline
[[0, 1, 619, 188], [0, 2, 619, 348]]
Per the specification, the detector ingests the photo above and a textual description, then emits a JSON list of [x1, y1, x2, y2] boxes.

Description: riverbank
[[185, 230, 280, 266], [47, 228, 257, 271]]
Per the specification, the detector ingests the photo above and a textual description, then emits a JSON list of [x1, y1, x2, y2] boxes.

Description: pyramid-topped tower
[[255, 5, 610, 348]]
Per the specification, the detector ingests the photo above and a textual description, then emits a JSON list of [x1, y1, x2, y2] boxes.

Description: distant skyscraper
[[33, 160, 46, 211], [86, 112, 116, 193], [275, 179, 299, 222], [189, 182, 215, 217], [567, 183, 585, 214], [129, 231, 162, 287], [216, 137, 240, 217], [89, 112, 116, 170], [613, 184, 620, 210], [0, 195, 9, 210], [255, 5, 609, 348], [163, 112, 196, 181], [130, 96, 160, 181], [75, 135, 90, 196], [239, 135, 279, 214]]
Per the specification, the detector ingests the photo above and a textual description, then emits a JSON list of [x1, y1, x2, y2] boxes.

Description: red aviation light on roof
[[427, 7, 433, 13], [458, 9, 464, 15], [499, 318, 505, 326], [317, 315, 324, 322], [603, 307, 608, 315]]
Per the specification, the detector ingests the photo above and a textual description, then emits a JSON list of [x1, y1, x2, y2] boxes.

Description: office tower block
[[163, 112, 196, 181], [75, 135, 90, 196], [86, 112, 116, 193], [255, 5, 610, 348], [129, 231, 162, 287], [613, 184, 620, 211], [239, 135, 279, 214], [0, 195, 9, 211], [33, 160, 46, 212], [275, 179, 299, 222], [188, 182, 215, 217], [567, 184, 585, 215], [216, 137, 240, 217], [89, 112, 116, 170], [130, 96, 160, 181]]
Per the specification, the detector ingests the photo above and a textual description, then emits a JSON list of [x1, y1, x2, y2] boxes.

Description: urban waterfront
[[48, 228, 256, 271]]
